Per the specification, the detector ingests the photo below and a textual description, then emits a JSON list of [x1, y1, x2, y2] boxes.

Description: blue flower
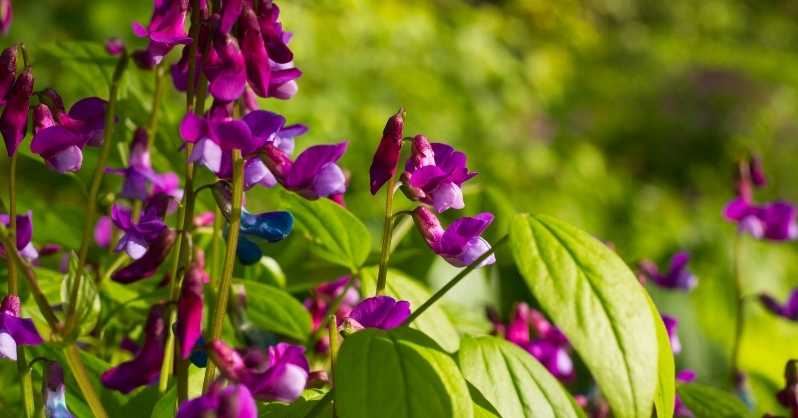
[[236, 209, 293, 265]]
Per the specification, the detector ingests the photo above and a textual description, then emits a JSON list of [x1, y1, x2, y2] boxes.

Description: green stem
[[69, 52, 128, 333], [202, 150, 245, 391], [8, 152, 17, 294], [404, 235, 507, 324], [17, 346, 33, 418], [63, 345, 108, 418], [328, 315, 338, 418], [388, 214, 413, 254], [731, 233, 745, 382], [146, 63, 167, 141], [99, 253, 129, 285], [375, 178, 398, 295]]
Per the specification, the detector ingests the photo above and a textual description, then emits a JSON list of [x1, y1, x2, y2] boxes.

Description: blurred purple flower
[[760, 288, 798, 321], [177, 382, 257, 418], [343, 296, 410, 331], [112, 227, 175, 283], [111, 196, 169, 260], [1, 66, 32, 156], [413, 206, 495, 268], [105, 37, 125, 56], [0, 294, 43, 361], [101, 304, 166, 393], [369, 108, 404, 195], [724, 197, 798, 241], [0, 46, 16, 105], [177, 250, 209, 359], [401, 135, 477, 213], [0, 0, 11, 35], [262, 141, 349, 201], [638, 251, 697, 291], [0, 211, 38, 261], [662, 314, 681, 354], [106, 128, 161, 200], [675, 369, 696, 417], [94, 216, 113, 248]]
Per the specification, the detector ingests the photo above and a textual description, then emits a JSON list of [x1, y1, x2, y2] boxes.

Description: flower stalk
[[202, 149, 245, 391], [63, 345, 108, 418], [730, 232, 746, 382], [375, 178, 398, 295]]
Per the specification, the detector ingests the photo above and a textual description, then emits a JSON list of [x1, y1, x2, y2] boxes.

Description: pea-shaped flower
[[101, 304, 166, 393], [262, 140, 349, 201], [0, 211, 38, 261], [43, 361, 74, 418], [638, 251, 697, 291], [177, 382, 257, 418], [132, 0, 191, 66], [0, 294, 43, 361], [413, 206, 496, 267], [343, 296, 410, 331]]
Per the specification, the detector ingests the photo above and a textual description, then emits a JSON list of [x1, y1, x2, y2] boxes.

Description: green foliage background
[[2, 0, 798, 415]]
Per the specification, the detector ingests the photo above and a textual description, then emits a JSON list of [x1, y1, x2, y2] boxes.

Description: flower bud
[[369, 108, 404, 195], [1, 67, 33, 156], [0, 46, 16, 104]]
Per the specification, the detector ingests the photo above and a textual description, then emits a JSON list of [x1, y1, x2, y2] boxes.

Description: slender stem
[[146, 64, 167, 140], [375, 178, 398, 295], [210, 205, 222, 286], [328, 315, 338, 418], [388, 215, 413, 254], [63, 345, 108, 418], [730, 233, 745, 382], [17, 346, 33, 418], [8, 152, 17, 294], [202, 150, 244, 391], [69, 52, 128, 333], [306, 276, 356, 350], [99, 253, 129, 285], [405, 235, 507, 325]]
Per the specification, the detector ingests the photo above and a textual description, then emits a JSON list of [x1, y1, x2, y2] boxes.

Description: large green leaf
[[458, 335, 585, 418], [281, 192, 371, 272], [677, 383, 748, 418], [360, 267, 460, 352], [509, 213, 658, 418], [647, 295, 676, 418], [238, 279, 312, 342], [335, 327, 473, 418]]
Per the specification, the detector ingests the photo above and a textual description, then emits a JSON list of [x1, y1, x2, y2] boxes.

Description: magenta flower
[[255, 0, 293, 65], [0, 294, 43, 361], [303, 276, 359, 353], [0, 0, 10, 35], [413, 206, 496, 267], [177, 382, 257, 418], [1, 66, 32, 156], [675, 369, 696, 417], [101, 304, 166, 393], [240, 6, 271, 98], [262, 141, 349, 200], [369, 108, 404, 195], [0, 46, 16, 105], [344, 296, 410, 331], [132, 0, 191, 66], [759, 288, 798, 321], [0, 211, 38, 261], [638, 251, 697, 291], [204, 27, 247, 102], [105, 37, 125, 56], [44, 361, 74, 418], [177, 250, 209, 359], [94, 216, 113, 248], [662, 314, 681, 354], [106, 128, 166, 201], [401, 135, 477, 213], [724, 198, 798, 241], [209, 340, 309, 402]]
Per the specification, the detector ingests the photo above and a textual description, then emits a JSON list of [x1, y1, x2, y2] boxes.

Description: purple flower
[[638, 251, 697, 291], [132, 0, 191, 66], [44, 361, 74, 418], [112, 227, 176, 283], [303, 276, 359, 353], [344, 296, 410, 331], [413, 206, 496, 268], [0, 211, 38, 261], [760, 288, 798, 321], [0, 0, 11, 35], [675, 369, 696, 417], [105, 37, 125, 56], [177, 382, 257, 418], [1, 66, 32, 156], [662, 314, 681, 354], [111, 196, 169, 260], [204, 27, 247, 102], [369, 108, 404, 195], [240, 6, 271, 98], [255, 0, 293, 64], [0, 294, 43, 360], [724, 197, 798, 241], [106, 128, 164, 201], [0, 46, 16, 105], [94, 216, 113, 248], [177, 250, 209, 359], [401, 135, 477, 213], [209, 340, 309, 402], [101, 304, 166, 393], [262, 141, 349, 201]]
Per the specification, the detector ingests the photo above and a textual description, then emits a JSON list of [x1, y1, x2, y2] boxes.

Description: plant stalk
[[63, 345, 108, 418], [8, 152, 17, 294], [730, 233, 745, 382], [375, 178, 398, 294]]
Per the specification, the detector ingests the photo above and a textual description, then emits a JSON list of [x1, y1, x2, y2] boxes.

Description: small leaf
[[238, 279, 312, 342], [458, 335, 585, 418], [282, 192, 371, 272], [150, 386, 177, 418], [360, 267, 460, 352], [60, 252, 101, 338], [510, 214, 658, 418], [335, 327, 473, 418], [677, 383, 748, 418]]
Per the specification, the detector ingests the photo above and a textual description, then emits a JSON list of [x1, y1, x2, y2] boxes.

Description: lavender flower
[[638, 251, 697, 291], [94, 216, 113, 248], [177, 382, 257, 418], [0, 211, 38, 261], [132, 0, 191, 66], [111, 196, 169, 260], [662, 314, 681, 354], [760, 288, 798, 321], [177, 250, 209, 359], [43, 361, 74, 418], [101, 304, 166, 393], [369, 108, 404, 195], [0, 294, 43, 360], [262, 140, 349, 201], [413, 206, 496, 267], [343, 296, 410, 331], [401, 135, 477, 213], [0, 66, 32, 156]]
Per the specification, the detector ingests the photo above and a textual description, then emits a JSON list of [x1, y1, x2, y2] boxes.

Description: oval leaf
[[360, 267, 460, 352], [510, 213, 658, 418], [238, 279, 312, 342], [282, 192, 371, 272], [459, 335, 585, 418], [335, 327, 473, 418], [677, 383, 748, 418]]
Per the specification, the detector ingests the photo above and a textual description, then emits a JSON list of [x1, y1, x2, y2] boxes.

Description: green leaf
[[258, 389, 332, 417], [647, 295, 675, 418], [61, 252, 102, 338], [458, 335, 585, 418], [360, 267, 460, 352], [150, 386, 177, 418], [335, 327, 473, 418], [282, 192, 371, 272], [238, 279, 312, 342], [677, 383, 748, 418], [509, 213, 658, 418]]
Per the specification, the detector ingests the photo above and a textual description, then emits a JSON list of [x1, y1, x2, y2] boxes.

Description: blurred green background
[[3, 0, 798, 415]]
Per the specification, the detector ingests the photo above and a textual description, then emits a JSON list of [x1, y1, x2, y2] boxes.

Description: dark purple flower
[[1, 66, 32, 156], [177, 250, 208, 359], [112, 228, 176, 283], [760, 288, 798, 321], [204, 29, 247, 102], [675, 369, 696, 417], [662, 314, 681, 354], [344, 296, 410, 331], [401, 135, 477, 213], [105, 37, 125, 56], [44, 361, 74, 418], [638, 251, 697, 291], [0, 211, 38, 261], [209, 340, 309, 402], [132, 0, 191, 65], [255, 0, 293, 64], [177, 382, 257, 418], [240, 6, 271, 97], [0, 294, 43, 360], [262, 141, 348, 200], [413, 206, 496, 268], [776, 360, 798, 417], [724, 197, 798, 241], [0, 0, 10, 35], [749, 156, 767, 187], [0, 46, 16, 105], [111, 198, 168, 260], [369, 108, 404, 195], [101, 304, 166, 393], [267, 63, 300, 100]]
